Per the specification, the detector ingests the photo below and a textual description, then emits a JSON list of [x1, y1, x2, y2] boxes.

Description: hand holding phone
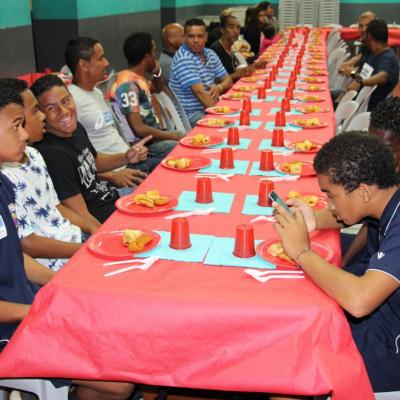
[[268, 190, 292, 213]]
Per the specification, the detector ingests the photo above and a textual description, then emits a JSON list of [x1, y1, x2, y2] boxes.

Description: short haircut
[[184, 18, 206, 32], [366, 19, 388, 43], [370, 97, 400, 138], [263, 24, 276, 38], [65, 37, 100, 74], [30, 75, 66, 99], [123, 32, 153, 66], [0, 81, 23, 111], [220, 14, 238, 28], [0, 78, 28, 95], [314, 131, 397, 192]]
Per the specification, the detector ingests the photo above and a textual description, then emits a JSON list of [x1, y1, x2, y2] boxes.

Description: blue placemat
[[136, 231, 214, 263], [213, 138, 251, 150], [174, 191, 235, 213], [258, 139, 287, 152], [251, 95, 277, 102], [269, 107, 302, 116], [232, 120, 263, 129], [265, 121, 302, 132], [200, 159, 250, 175], [231, 109, 261, 117], [270, 86, 287, 92], [249, 162, 289, 177], [203, 237, 275, 269], [276, 78, 289, 83], [242, 195, 274, 215]]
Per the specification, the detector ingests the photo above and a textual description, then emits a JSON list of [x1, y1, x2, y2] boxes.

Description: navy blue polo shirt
[[0, 172, 36, 350], [347, 188, 400, 392]]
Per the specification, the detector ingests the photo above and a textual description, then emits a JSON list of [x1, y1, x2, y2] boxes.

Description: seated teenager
[[259, 24, 280, 55], [66, 37, 160, 192], [30, 75, 143, 224], [111, 32, 181, 159], [0, 84, 134, 400], [0, 78, 100, 271], [273, 133, 400, 399]]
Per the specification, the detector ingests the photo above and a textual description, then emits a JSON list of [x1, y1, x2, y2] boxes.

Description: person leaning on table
[[272, 132, 400, 399]]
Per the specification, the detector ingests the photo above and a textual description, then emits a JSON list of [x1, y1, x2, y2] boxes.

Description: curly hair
[[123, 32, 154, 67], [30, 74, 65, 99], [314, 131, 397, 192], [0, 81, 24, 110], [370, 96, 400, 137]]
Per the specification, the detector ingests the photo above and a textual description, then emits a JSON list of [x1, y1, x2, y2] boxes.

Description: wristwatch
[[350, 69, 357, 78]]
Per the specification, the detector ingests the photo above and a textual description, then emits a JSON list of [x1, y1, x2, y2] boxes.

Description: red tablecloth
[[0, 33, 374, 400], [339, 27, 400, 47]]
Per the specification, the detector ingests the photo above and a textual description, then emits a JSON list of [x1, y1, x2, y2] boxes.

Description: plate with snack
[[162, 155, 211, 171], [304, 70, 327, 77], [285, 139, 322, 153], [241, 77, 261, 83], [276, 160, 316, 177], [232, 85, 258, 93], [256, 240, 333, 268], [305, 60, 323, 65], [205, 106, 239, 115], [300, 85, 325, 92], [253, 69, 267, 75], [179, 134, 223, 148], [295, 105, 330, 113], [116, 190, 177, 215], [300, 77, 326, 84], [285, 190, 327, 210], [221, 92, 249, 101], [294, 95, 325, 103], [196, 118, 235, 128], [290, 117, 328, 129], [87, 229, 161, 259]]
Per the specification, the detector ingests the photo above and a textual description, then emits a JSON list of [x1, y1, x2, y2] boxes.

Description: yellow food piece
[[122, 229, 143, 246], [146, 190, 161, 200], [175, 158, 191, 169], [206, 118, 227, 127], [127, 233, 154, 252], [287, 191, 319, 207], [213, 107, 231, 113], [295, 118, 320, 127], [307, 85, 321, 91], [281, 161, 303, 174], [294, 139, 317, 151], [267, 242, 292, 262], [304, 105, 322, 112], [153, 196, 169, 206], [133, 190, 169, 208], [191, 134, 210, 145], [236, 86, 256, 92]]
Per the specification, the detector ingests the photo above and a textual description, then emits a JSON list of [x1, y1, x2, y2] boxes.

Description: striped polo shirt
[[170, 44, 228, 119]]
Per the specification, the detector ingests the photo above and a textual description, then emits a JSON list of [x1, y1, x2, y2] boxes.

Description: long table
[[0, 30, 374, 400]]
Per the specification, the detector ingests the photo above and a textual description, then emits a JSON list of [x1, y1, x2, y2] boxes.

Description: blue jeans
[[128, 157, 161, 173], [148, 140, 177, 159]]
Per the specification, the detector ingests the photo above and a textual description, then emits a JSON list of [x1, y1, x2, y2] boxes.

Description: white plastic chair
[[110, 101, 141, 144], [0, 379, 69, 400], [354, 85, 377, 113], [327, 30, 341, 54], [153, 92, 190, 133], [335, 100, 359, 134], [345, 111, 371, 132], [336, 89, 358, 108], [167, 85, 192, 133]]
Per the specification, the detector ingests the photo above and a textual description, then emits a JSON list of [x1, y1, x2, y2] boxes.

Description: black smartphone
[[268, 190, 292, 213]]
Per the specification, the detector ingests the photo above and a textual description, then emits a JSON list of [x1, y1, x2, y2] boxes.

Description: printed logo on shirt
[[77, 148, 97, 189], [377, 251, 385, 259], [360, 63, 374, 80], [94, 110, 114, 130], [7, 202, 17, 227], [0, 215, 8, 240]]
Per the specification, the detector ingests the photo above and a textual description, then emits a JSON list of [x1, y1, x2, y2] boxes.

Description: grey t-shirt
[[159, 50, 174, 87], [69, 84, 129, 155]]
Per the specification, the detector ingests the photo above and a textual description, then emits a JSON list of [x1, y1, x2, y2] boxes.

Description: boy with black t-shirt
[[31, 75, 147, 224]]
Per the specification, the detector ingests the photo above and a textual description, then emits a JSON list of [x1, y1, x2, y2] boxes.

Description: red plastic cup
[[259, 150, 274, 171], [242, 97, 252, 113], [287, 81, 295, 91], [258, 180, 274, 207], [272, 128, 284, 147], [258, 86, 266, 99], [264, 78, 272, 89], [240, 110, 250, 126], [227, 127, 240, 145], [270, 70, 276, 81], [233, 224, 256, 258], [281, 98, 291, 112], [285, 88, 294, 100], [195, 177, 213, 203], [219, 147, 235, 169], [169, 217, 191, 250], [275, 111, 286, 127], [44, 68, 52, 74]]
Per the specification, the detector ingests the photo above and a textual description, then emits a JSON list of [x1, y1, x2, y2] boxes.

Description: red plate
[[179, 135, 224, 148], [299, 86, 325, 92], [290, 119, 328, 129], [196, 118, 235, 128], [300, 78, 326, 84], [241, 77, 261, 83], [256, 240, 333, 268], [232, 86, 258, 92], [276, 160, 316, 177], [221, 93, 250, 101], [87, 229, 161, 259], [285, 140, 322, 153], [294, 95, 325, 103], [285, 192, 327, 210], [116, 194, 178, 215], [162, 155, 211, 171], [205, 106, 239, 115], [304, 71, 327, 77], [295, 106, 330, 113]]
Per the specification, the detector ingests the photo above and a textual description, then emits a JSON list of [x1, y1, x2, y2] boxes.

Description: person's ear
[[358, 183, 374, 203], [78, 58, 90, 72]]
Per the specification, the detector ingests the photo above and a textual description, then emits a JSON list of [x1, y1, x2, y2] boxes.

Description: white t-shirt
[[69, 84, 129, 154], [1, 147, 81, 271]]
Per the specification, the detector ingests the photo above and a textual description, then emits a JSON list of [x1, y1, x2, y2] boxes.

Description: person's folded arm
[[191, 83, 217, 108], [57, 203, 100, 235], [0, 301, 30, 324], [342, 223, 368, 267], [21, 234, 81, 259], [215, 74, 233, 93], [362, 71, 389, 87], [60, 194, 101, 229], [23, 253, 56, 286]]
